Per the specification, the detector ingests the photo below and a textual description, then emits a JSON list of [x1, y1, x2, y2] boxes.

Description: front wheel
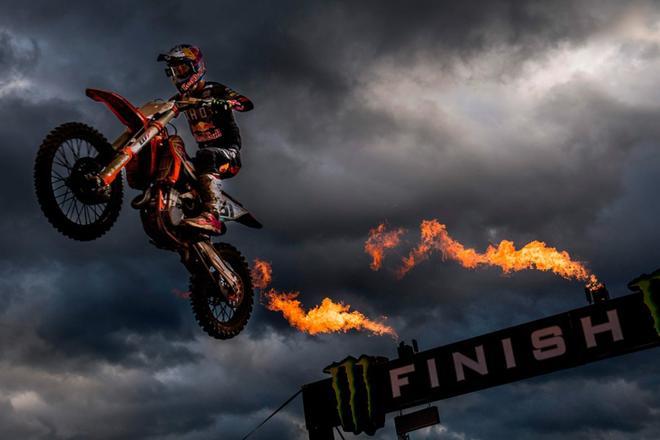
[[190, 243, 254, 339], [34, 122, 123, 241]]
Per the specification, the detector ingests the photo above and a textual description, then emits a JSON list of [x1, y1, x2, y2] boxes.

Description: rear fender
[[219, 190, 262, 229]]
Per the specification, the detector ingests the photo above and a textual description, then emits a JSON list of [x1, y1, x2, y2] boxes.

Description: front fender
[[86, 88, 147, 132]]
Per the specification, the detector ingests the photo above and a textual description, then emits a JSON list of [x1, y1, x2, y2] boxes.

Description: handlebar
[[174, 97, 230, 111]]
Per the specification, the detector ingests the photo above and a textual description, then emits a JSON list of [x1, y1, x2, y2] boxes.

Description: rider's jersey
[[184, 81, 253, 149]]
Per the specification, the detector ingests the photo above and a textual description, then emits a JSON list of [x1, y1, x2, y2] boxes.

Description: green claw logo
[[628, 269, 660, 336], [324, 355, 387, 436]]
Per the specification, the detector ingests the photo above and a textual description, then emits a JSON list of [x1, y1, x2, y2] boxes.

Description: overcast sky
[[1, 1, 660, 439]]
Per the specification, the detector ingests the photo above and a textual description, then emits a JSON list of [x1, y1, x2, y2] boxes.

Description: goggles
[[165, 62, 194, 79]]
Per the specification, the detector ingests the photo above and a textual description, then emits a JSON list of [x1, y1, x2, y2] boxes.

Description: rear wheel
[[34, 122, 123, 241], [190, 242, 254, 339]]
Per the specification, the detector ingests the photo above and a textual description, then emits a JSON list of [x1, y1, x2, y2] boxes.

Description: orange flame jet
[[364, 223, 405, 270], [250, 259, 273, 289], [263, 289, 396, 336], [251, 259, 397, 337], [367, 219, 602, 291]]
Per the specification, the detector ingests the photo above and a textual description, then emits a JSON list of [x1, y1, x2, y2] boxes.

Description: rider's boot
[[182, 173, 225, 235]]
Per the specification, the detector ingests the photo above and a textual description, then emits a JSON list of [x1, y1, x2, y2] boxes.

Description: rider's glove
[[204, 98, 234, 111]]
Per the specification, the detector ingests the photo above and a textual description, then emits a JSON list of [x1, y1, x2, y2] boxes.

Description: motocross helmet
[[157, 44, 206, 94]]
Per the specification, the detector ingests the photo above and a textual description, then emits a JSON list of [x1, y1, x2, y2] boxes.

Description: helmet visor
[[165, 62, 193, 80]]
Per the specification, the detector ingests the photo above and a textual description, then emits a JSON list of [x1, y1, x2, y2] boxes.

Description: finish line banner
[[303, 286, 660, 437], [385, 291, 658, 409]]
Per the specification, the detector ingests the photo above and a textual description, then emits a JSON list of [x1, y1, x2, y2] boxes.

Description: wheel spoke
[[51, 169, 68, 180], [89, 203, 102, 216], [80, 203, 88, 225], [53, 158, 72, 170], [55, 187, 72, 200], [65, 196, 76, 218], [70, 200, 79, 223], [68, 140, 80, 161], [67, 144, 77, 163], [214, 301, 233, 323], [84, 204, 99, 223], [210, 297, 230, 323], [52, 182, 68, 192], [72, 199, 83, 223], [82, 204, 90, 225], [75, 138, 82, 160], [55, 149, 73, 169], [59, 194, 76, 208], [62, 196, 77, 216]]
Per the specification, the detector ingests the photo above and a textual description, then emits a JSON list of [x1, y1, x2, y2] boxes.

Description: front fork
[[99, 110, 176, 186], [188, 241, 242, 301]]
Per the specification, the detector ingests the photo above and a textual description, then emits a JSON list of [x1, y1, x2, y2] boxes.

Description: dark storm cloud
[[0, 29, 38, 83], [1, 0, 660, 439]]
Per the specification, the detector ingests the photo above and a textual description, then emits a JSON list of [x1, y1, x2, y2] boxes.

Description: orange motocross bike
[[34, 88, 262, 340]]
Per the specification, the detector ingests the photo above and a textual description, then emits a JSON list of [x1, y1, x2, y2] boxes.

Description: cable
[[239, 389, 302, 440], [334, 426, 346, 439]]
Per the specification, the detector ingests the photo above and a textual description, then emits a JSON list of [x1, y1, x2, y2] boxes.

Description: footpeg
[[131, 188, 152, 209]]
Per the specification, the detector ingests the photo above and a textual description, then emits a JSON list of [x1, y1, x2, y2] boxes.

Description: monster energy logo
[[628, 269, 660, 335], [324, 355, 387, 435]]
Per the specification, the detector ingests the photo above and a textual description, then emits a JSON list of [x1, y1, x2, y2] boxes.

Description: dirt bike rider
[[157, 44, 253, 234]]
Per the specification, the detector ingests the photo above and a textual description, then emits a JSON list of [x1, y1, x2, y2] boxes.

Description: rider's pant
[[194, 145, 241, 179]]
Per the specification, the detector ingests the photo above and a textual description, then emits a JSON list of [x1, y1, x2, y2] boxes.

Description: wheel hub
[[69, 158, 111, 204], [226, 287, 243, 306], [210, 276, 244, 307]]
